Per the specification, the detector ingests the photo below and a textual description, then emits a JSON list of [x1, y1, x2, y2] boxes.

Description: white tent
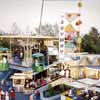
[[88, 86, 100, 93], [68, 81, 85, 89], [77, 78, 98, 86], [95, 79, 100, 86]]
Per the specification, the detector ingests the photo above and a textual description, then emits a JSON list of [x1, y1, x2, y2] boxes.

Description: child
[[10, 88, 15, 100]]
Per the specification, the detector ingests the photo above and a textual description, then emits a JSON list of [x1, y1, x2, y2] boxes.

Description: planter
[[40, 84, 72, 100], [40, 91, 60, 100]]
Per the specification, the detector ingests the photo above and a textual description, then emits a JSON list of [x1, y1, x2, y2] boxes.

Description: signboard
[[59, 16, 65, 61]]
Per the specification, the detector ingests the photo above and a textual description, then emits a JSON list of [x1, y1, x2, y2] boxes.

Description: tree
[[0, 39, 10, 49], [82, 27, 100, 54], [35, 23, 59, 36], [11, 22, 21, 34]]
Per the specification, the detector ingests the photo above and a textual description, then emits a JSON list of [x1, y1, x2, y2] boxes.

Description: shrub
[[44, 84, 72, 97], [44, 91, 51, 97], [48, 84, 53, 90]]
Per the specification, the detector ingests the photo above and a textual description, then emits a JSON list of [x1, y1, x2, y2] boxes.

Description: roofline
[[0, 35, 58, 40]]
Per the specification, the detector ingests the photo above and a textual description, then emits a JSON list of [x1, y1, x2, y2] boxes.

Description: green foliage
[[82, 27, 100, 54], [35, 23, 59, 36], [63, 84, 72, 90], [47, 84, 55, 96], [44, 84, 72, 97], [44, 91, 51, 97], [59, 84, 64, 92], [48, 84, 53, 90], [0, 39, 10, 49]]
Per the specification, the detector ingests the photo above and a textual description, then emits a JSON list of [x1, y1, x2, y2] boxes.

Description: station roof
[[86, 66, 100, 71], [0, 35, 58, 40]]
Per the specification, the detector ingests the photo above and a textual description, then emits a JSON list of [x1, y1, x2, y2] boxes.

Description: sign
[[59, 16, 65, 61]]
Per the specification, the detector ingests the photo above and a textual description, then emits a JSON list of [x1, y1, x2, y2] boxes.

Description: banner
[[59, 16, 65, 61]]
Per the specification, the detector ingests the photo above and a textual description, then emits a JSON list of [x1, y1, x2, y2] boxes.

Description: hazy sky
[[0, 0, 100, 34]]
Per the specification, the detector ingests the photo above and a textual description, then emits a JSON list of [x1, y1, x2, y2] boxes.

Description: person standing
[[65, 70, 69, 78], [10, 88, 15, 100], [0, 89, 5, 100], [5, 91, 9, 100]]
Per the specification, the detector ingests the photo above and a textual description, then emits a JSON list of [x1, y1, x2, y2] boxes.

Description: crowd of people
[[24, 76, 51, 89], [0, 87, 15, 100], [65, 88, 100, 100], [77, 89, 100, 100]]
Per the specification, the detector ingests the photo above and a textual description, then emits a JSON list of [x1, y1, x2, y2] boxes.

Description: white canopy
[[95, 79, 100, 86], [88, 86, 100, 93], [77, 78, 98, 86], [68, 81, 85, 89]]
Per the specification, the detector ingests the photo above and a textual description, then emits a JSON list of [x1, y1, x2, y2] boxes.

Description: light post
[[10, 38, 12, 60], [26, 38, 28, 65]]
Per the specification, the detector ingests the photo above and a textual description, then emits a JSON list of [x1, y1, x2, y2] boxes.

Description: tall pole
[[26, 38, 28, 65], [39, 0, 45, 36], [10, 38, 11, 59], [78, 0, 82, 52]]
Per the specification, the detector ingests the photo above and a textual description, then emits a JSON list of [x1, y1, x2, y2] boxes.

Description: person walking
[[10, 88, 15, 100], [0, 88, 5, 100]]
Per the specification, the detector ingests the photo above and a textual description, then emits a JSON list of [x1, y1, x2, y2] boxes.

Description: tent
[[68, 81, 85, 89], [88, 86, 100, 93], [78, 56, 92, 66], [77, 78, 98, 86], [95, 79, 100, 86]]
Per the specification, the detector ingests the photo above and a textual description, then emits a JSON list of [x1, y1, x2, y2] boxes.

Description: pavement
[[0, 83, 30, 100], [15, 92, 30, 100]]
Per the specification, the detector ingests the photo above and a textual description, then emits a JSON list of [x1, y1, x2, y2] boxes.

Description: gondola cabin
[[0, 48, 9, 71], [32, 53, 44, 72]]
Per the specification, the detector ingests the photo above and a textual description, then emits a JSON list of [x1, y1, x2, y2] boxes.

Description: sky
[[0, 0, 100, 35]]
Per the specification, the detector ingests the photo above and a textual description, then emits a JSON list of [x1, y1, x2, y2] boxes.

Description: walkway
[[0, 77, 72, 100], [33, 77, 72, 100]]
